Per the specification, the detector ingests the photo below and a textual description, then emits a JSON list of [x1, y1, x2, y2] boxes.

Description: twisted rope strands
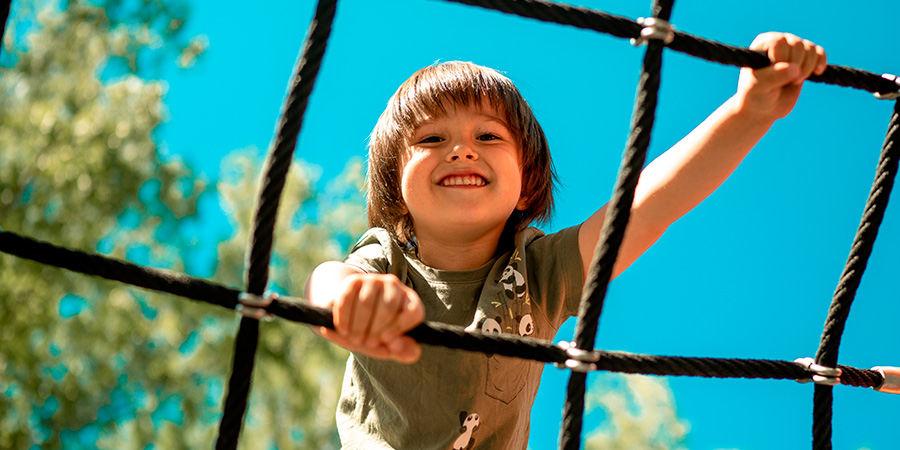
[[0, 0, 897, 446], [560, 2, 674, 448], [442, 0, 899, 97], [811, 99, 900, 450], [839, 364, 884, 388], [214, 1, 337, 448], [1, 0, 10, 58], [445, 0, 640, 40], [813, 385, 833, 450], [0, 230, 242, 307], [816, 100, 900, 368], [1, 229, 888, 389]]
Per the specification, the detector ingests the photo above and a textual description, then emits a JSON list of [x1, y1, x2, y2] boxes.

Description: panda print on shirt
[[467, 248, 536, 404], [500, 262, 527, 300]]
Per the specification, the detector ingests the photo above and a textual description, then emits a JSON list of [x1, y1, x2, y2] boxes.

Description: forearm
[[634, 95, 776, 228], [580, 33, 825, 281]]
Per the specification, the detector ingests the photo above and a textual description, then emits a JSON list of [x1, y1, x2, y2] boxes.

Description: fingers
[[813, 43, 828, 75], [328, 274, 424, 363], [752, 32, 827, 85], [380, 285, 425, 343], [347, 278, 381, 346], [364, 279, 404, 342]]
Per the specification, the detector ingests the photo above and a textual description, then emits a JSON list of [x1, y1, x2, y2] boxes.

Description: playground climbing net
[[1, 0, 900, 449]]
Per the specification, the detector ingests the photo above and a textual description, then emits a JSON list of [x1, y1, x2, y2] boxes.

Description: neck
[[414, 227, 506, 271]]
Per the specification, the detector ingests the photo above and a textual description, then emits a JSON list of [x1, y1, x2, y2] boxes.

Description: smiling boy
[[297, 32, 827, 449]]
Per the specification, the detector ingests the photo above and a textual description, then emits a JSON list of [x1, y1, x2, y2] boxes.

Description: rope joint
[[631, 17, 675, 46], [794, 357, 842, 386], [874, 74, 900, 100], [555, 341, 600, 372], [236, 291, 278, 321]]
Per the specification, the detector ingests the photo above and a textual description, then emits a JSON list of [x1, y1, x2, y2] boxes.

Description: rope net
[[1, 0, 898, 448]]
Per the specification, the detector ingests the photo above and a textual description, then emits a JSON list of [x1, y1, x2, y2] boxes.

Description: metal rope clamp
[[874, 74, 900, 100], [794, 357, 842, 386], [555, 341, 601, 372], [236, 291, 278, 321], [631, 17, 675, 46]]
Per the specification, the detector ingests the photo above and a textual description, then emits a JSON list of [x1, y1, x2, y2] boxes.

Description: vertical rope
[[214, 1, 338, 449], [812, 99, 900, 450], [559, 1, 674, 448], [1, 0, 11, 59]]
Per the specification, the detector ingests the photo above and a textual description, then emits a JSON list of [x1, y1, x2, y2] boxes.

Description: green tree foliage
[[0, 1, 364, 448], [584, 374, 689, 450]]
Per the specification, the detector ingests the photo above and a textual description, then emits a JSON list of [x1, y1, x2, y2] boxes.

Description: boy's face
[[398, 103, 527, 243]]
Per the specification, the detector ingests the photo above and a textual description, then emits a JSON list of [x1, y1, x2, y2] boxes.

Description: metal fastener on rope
[[871, 366, 900, 394], [236, 291, 277, 321], [554, 341, 600, 372], [631, 17, 675, 46], [874, 74, 900, 100], [794, 357, 842, 386]]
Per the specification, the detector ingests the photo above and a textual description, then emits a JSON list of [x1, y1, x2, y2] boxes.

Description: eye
[[477, 133, 501, 141], [417, 135, 443, 144]]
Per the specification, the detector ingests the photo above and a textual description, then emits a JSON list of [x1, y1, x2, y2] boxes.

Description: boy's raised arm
[[578, 32, 827, 280]]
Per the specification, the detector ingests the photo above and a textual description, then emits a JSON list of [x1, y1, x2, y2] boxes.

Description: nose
[[447, 143, 479, 162]]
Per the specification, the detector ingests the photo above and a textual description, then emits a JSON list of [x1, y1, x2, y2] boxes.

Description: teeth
[[441, 175, 486, 186]]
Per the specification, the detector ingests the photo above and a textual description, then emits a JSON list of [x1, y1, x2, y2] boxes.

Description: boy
[[300, 32, 827, 449]]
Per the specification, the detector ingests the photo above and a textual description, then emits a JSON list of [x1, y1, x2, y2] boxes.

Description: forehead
[[414, 102, 508, 128]]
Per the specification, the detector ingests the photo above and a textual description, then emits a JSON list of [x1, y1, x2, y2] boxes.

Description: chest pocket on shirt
[[478, 290, 539, 404]]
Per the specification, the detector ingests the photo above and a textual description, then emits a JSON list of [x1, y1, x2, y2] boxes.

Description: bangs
[[386, 62, 526, 142]]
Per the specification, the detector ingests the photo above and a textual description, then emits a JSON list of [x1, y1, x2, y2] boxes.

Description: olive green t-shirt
[[338, 225, 583, 450]]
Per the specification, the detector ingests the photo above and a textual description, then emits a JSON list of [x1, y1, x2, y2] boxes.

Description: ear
[[515, 195, 529, 211]]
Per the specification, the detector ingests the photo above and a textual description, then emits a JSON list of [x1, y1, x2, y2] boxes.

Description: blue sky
[[156, 0, 900, 448]]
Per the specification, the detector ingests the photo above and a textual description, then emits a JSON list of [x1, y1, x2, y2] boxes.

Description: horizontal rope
[[0, 229, 885, 389], [442, 0, 899, 97]]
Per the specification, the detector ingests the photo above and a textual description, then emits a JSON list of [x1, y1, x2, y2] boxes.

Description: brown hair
[[367, 61, 556, 248]]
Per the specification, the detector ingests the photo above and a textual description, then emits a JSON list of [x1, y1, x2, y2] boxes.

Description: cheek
[[399, 156, 427, 200]]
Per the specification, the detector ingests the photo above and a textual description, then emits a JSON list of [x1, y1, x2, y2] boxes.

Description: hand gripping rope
[[2, 0, 900, 449]]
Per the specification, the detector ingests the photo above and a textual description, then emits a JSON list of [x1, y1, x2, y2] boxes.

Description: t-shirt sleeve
[[343, 228, 408, 281], [525, 224, 584, 327], [344, 229, 389, 274]]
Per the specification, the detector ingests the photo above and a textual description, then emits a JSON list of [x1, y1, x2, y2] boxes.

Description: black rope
[[0, 230, 241, 308], [560, 1, 674, 448], [214, 1, 337, 449], [1, 0, 10, 60], [1, 229, 888, 390], [443, 0, 899, 98], [811, 99, 900, 450], [2, 0, 899, 448]]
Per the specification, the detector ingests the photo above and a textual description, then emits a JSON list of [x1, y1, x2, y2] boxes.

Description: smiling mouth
[[439, 175, 487, 186]]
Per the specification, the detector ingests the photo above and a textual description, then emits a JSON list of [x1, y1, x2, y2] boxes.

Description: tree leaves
[[0, 2, 363, 448]]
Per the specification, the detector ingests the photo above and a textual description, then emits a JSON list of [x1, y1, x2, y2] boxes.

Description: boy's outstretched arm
[[305, 261, 425, 363], [578, 32, 827, 280]]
